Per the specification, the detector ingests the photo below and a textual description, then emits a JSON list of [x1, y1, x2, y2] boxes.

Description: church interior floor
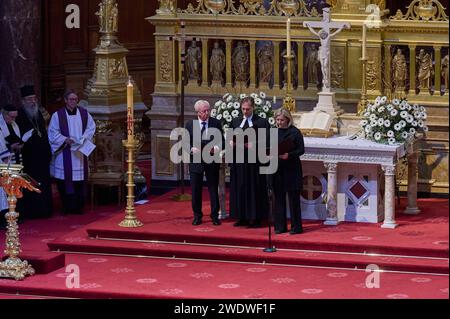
[[0, 189, 448, 299]]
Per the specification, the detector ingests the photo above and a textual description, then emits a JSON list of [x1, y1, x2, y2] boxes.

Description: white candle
[[286, 18, 291, 56], [273, 96, 276, 104], [127, 79, 134, 142], [362, 23, 367, 60]]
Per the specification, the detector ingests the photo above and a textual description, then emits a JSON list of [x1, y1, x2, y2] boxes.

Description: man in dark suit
[[185, 100, 223, 226]]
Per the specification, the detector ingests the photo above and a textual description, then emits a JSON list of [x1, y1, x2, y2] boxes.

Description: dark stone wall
[[0, 0, 41, 107]]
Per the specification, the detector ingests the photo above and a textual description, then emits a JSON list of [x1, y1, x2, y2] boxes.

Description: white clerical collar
[[240, 114, 253, 128]]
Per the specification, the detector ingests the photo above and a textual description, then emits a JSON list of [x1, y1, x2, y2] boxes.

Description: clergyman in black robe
[[16, 85, 53, 219], [229, 97, 270, 228]]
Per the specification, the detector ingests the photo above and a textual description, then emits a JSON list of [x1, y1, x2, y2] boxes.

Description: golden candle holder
[[119, 138, 143, 228], [0, 164, 40, 280], [283, 54, 296, 113]]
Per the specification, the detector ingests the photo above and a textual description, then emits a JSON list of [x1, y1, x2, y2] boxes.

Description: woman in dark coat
[[273, 108, 305, 234]]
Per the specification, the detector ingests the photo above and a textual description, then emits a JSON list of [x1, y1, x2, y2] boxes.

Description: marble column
[[324, 162, 339, 226], [0, 0, 42, 106], [201, 38, 209, 88], [381, 164, 398, 229], [273, 41, 281, 91], [404, 152, 421, 215], [409, 45, 417, 95], [249, 40, 257, 90], [434, 46, 442, 94], [225, 40, 233, 87]]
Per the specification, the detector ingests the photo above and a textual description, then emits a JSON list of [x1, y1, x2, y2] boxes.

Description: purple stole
[[57, 107, 88, 194]]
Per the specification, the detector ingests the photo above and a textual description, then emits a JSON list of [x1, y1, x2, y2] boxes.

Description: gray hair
[[274, 108, 294, 127], [194, 100, 210, 112]]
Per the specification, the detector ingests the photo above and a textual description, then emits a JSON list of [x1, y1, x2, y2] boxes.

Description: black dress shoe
[[233, 219, 248, 227], [192, 218, 202, 226], [212, 218, 222, 226], [275, 229, 287, 234], [289, 229, 303, 235]]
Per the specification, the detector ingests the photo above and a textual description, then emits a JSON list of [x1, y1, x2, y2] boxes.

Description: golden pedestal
[[119, 139, 143, 228], [0, 164, 40, 280]]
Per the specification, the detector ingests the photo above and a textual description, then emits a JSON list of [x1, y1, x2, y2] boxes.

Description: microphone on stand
[[263, 174, 277, 253]]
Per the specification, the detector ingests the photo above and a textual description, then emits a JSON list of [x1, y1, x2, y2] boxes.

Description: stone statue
[[303, 8, 350, 92], [416, 49, 433, 90], [281, 47, 296, 86], [210, 41, 225, 83], [186, 41, 202, 80], [95, 3, 105, 32], [441, 54, 449, 91], [392, 48, 407, 92], [110, 3, 119, 32], [306, 44, 320, 85], [232, 41, 249, 82], [257, 42, 274, 83]]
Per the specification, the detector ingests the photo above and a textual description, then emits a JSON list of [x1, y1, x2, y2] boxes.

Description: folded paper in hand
[[76, 139, 96, 156], [21, 129, 34, 143], [277, 139, 295, 155]]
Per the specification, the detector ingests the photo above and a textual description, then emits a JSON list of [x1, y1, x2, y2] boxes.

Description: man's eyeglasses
[[198, 109, 210, 114]]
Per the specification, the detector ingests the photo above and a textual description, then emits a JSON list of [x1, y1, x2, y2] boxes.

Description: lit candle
[[362, 23, 367, 60], [286, 18, 291, 56], [127, 78, 134, 141]]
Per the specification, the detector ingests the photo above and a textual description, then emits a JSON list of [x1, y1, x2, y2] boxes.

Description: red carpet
[[0, 188, 448, 299]]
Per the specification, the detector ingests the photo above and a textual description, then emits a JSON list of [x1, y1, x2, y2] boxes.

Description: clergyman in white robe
[[48, 105, 96, 214]]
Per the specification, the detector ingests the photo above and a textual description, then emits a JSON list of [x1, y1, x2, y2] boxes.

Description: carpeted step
[[48, 229, 449, 275], [1, 251, 65, 275], [0, 253, 448, 299]]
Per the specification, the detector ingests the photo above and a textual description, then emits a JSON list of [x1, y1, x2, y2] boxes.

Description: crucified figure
[[303, 8, 350, 92]]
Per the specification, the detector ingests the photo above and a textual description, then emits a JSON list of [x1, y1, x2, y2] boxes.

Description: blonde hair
[[274, 108, 294, 127]]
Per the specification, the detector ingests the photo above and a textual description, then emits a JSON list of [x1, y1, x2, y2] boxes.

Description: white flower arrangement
[[360, 96, 428, 145], [211, 91, 275, 129]]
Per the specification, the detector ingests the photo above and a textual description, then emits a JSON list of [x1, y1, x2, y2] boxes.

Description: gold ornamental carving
[[366, 60, 378, 91], [159, 41, 173, 83], [183, 0, 320, 17], [157, 0, 177, 15], [390, 0, 449, 21], [87, 0, 143, 107], [0, 164, 40, 280], [331, 47, 345, 89]]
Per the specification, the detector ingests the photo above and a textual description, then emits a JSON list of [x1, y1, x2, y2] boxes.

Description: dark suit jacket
[[273, 125, 305, 192], [185, 117, 223, 174]]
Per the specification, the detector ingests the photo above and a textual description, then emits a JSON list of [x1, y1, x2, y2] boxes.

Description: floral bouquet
[[211, 91, 275, 130], [360, 96, 428, 145]]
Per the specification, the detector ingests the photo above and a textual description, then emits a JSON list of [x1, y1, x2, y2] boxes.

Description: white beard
[[24, 104, 39, 120]]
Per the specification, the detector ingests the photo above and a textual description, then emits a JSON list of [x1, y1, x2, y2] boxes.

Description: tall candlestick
[[127, 78, 134, 141], [286, 18, 291, 56], [362, 23, 367, 60]]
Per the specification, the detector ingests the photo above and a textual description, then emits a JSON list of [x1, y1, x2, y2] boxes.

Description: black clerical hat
[[20, 85, 36, 98], [2, 104, 18, 112]]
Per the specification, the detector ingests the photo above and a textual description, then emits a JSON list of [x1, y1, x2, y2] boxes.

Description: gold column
[[249, 40, 257, 89], [409, 45, 416, 95], [202, 38, 209, 87], [384, 44, 392, 96], [225, 40, 233, 87], [434, 46, 442, 93], [273, 41, 281, 91], [296, 41, 304, 91]]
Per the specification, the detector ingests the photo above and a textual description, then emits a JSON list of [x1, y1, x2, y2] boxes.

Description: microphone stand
[[263, 175, 277, 253]]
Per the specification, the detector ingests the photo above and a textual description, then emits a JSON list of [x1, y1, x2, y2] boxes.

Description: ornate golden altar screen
[[147, 0, 449, 195]]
